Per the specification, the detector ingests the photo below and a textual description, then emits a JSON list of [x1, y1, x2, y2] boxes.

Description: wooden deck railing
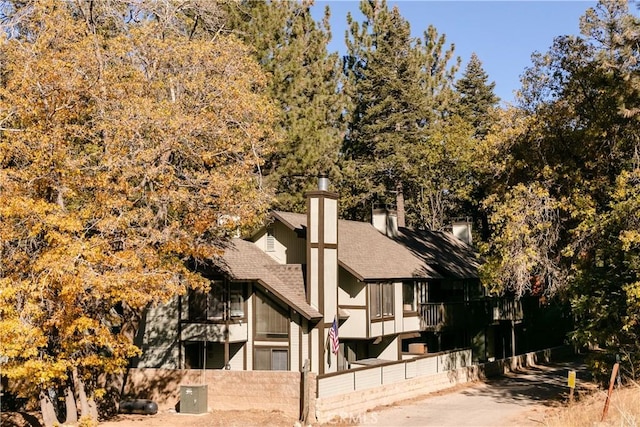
[[419, 298, 525, 330]]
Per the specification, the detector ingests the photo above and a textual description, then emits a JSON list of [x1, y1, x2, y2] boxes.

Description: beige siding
[[252, 222, 305, 264], [370, 321, 382, 337], [246, 293, 254, 369], [377, 336, 398, 361], [290, 319, 300, 371], [309, 198, 319, 243], [275, 221, 306, 264], [324, 248, 338, 323], [340, 307, 367, 338], [310, 328, 320, 374], [310, 248, 319, 307], [354, 369, 381, 390], [229, 345, 245, 370], [338, 268, 366, 305], [324, 198, 338, 244], [301, 318, 309, 365], [402, 315, 420, 332], [228, 322, 248, 342], [382, 363, 405, 384], [137, 298, 181, 368], [317, 374, 355, 398]]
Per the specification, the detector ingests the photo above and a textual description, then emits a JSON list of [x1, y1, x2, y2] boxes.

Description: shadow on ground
[[461, 357, 596, 406]]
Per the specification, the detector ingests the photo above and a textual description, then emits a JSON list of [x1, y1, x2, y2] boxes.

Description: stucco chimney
[[306, 175, 338, 374], [451, 218, 473, 245], [372, 207, 398, 237]]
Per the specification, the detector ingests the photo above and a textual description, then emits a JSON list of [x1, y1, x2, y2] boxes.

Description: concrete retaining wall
[[123, 346, 572, 423], [123, 369, 316, 418], [314, 346, 573, 423]]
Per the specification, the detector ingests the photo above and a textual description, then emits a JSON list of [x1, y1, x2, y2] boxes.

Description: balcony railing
[[419, 302, 465, 330], [419, 297, 525, 330], [491, 298, 524, 321]]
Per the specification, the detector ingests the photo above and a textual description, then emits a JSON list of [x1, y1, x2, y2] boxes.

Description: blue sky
[[311, 1, 598, 105]]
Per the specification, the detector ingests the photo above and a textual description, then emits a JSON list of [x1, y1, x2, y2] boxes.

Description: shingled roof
[[273, 212, 441, 281], [395, 227, 480, 279], [217, 239, 322, 320]]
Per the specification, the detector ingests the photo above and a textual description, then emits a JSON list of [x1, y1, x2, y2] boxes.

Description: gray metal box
[[180, 384, 208, 414]]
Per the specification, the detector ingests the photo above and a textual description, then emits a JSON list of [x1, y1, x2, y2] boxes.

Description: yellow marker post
[[568, 370, 576, 402]]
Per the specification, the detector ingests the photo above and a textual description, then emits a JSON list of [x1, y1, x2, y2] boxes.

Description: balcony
[[419, 297, 525, 331], [419, 302, 466, 331], [491, 298, 524, 321]]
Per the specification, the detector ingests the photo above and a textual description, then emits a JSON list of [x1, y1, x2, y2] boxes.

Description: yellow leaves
[[0, 0, 278, 398], [0, 319, 47, 359]]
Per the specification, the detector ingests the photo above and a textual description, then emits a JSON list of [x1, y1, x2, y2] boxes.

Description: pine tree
[[342, 0, 459, 228], [454, 52, 500, 139], [226, 1, 345, 212], [451, 53, 501, 238]]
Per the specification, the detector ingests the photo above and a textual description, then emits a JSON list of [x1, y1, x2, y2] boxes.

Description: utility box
[[408, 343, 426, 354], [180, 384, 208, 414]]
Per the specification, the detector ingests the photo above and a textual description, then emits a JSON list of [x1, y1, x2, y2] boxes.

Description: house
[[133, 177, 559, 375]]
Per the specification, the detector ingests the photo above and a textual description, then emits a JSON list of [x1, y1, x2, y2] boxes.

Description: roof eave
[[255, 278, 321, 321]]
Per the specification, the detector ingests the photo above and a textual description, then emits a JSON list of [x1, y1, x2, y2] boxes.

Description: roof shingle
[[218, 239, 321, 320], [273, 212, 442, 281]]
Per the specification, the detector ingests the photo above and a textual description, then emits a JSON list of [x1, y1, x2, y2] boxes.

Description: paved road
[[358, 359, 594, 427]]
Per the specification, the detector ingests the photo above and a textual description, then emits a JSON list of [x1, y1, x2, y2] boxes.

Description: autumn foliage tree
[[480, 0, 640, 378], [0, 0, 276, 424]]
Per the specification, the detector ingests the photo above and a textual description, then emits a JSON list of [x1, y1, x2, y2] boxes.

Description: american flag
[[329, 316, 339, 355]]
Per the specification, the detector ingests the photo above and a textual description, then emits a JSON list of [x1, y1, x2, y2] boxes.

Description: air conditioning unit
[[180, 384, 208, 414]]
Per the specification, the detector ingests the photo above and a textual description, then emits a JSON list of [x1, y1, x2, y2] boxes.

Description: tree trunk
[[395, 181, 406, 228], [39, 391, 60, 427], [88, 397, 99, 421], [73, 367, 98, 423], [64, 386, 78, 424]]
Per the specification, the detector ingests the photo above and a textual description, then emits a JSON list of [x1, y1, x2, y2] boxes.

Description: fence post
[[601, 362, 619, 422], [300, 359, 310, 424]]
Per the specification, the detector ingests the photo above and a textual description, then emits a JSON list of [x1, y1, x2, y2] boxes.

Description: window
[[229, 284, 244, 318], [255, 291, 288, 339], [184, 342, 243, 369], [370, 282, 394, 320], [403, 282, 416, 312], [254, 347, 289, 371], [188, 281, 245, 321]]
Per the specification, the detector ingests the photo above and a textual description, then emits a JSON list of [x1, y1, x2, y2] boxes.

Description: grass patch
[[542, 384, 639, 426]]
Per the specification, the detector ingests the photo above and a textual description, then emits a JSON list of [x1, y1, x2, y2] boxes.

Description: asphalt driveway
[[357, 359, 595, 427]]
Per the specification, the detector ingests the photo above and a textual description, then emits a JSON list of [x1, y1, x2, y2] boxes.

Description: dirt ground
[[1, 409, 299, 427], [0, 358, 596, 427]]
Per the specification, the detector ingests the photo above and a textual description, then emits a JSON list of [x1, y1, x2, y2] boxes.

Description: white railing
[[316, 348, 472, 398]]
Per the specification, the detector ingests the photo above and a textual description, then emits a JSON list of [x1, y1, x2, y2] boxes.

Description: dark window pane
[[403, 282, 415, 311], [383, 283, 394, 316], [188, 289, 207, 320], [184, 342, 204, 369], [208, 281, 225, 319], [370, 283, 381, 319], [254, 348, 271, 370], [229, 283, 245, 318], [271, 349, 288, 371], [255, 292, 288, 338]]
